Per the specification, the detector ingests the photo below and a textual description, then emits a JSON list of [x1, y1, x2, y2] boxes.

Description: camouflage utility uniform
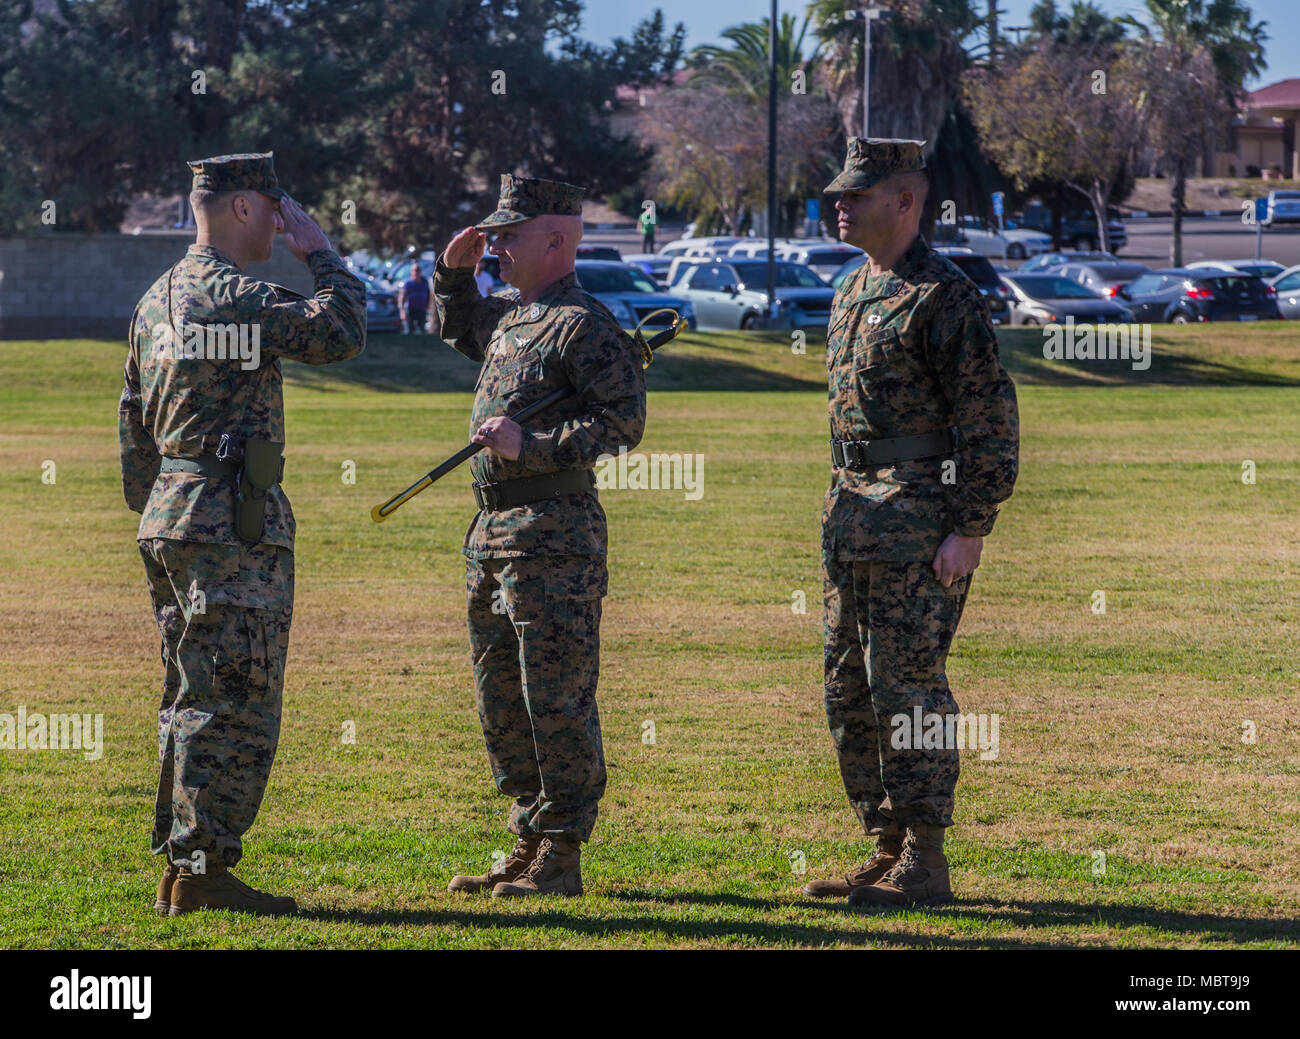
[[119, 155, 365, 871], [435, 177, 646, 845], [822, 140, 1019, 839]]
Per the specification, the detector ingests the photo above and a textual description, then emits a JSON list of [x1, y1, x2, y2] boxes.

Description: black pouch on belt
[[236, 438, 285, 544]]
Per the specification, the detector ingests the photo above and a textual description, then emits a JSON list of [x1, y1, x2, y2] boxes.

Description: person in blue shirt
[[399, 263, 431, 333]]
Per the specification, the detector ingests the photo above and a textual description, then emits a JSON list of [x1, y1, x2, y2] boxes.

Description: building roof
[[1247, 79, 1300, 110]]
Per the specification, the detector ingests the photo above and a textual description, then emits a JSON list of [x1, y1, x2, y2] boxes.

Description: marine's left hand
[[933, 533, 983, 588], [473, 416, 523, 461]]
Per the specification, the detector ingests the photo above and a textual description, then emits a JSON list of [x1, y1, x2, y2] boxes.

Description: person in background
[[399, 263, 430, 333], [474, 257, 495, 298]]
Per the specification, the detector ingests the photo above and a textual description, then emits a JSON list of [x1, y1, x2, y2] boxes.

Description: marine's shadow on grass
[[285, 327, 1300, 395], [297, 891, 1296, 948], [282, 331, 825, 394], [814, 897, 1298, 946], [616, 889, 1295, 945], [996, 326, 1300, 387], [295, 904, 1026, 948]]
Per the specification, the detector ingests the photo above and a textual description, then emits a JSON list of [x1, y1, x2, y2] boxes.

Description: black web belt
[[159, 455, 285, 481], [473, 468, 596, 511], [831, 428, 955, 470], [159, 456, 239, 479]]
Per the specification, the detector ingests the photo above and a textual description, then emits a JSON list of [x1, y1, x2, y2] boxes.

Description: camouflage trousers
[[139, 538, 294, 870], [466, 554, 607, 842], [823, 557, 968, 831]]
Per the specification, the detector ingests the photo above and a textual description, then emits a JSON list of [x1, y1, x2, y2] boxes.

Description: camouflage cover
[[824, 137, 927, 194], [188, 152, 286, 199], [475, 174, 586, 229]]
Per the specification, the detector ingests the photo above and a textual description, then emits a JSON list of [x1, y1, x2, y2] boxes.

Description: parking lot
[[582, 216, 1300, 271], [1123, 216, 1300, 268]]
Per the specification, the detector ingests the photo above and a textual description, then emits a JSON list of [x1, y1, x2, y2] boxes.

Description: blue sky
[[579, 0, 1295, 88]]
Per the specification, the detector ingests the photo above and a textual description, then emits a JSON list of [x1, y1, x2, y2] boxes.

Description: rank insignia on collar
[[867, 314, 883, 325], [529, 303, 541, 319]]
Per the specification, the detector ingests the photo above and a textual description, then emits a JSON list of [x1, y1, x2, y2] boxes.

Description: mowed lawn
[[1, 322, 1297, 949]]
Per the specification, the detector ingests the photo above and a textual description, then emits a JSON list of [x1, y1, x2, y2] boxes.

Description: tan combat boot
[[168, 863, 298, 917], [491, 837, 583, 898], [155, 862, 180, 915], [447, 834, 544, 893], [848, 823, 952, 907], [802, 830, 904, 898]]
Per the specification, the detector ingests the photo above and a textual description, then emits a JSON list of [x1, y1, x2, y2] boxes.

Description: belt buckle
[[473, 481, 500, 511]]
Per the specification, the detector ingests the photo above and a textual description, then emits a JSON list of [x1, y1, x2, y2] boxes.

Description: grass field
[[1, 321, 1297, 949]]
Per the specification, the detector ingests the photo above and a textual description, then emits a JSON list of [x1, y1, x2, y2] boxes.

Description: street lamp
[[846, 6, 892, 138]]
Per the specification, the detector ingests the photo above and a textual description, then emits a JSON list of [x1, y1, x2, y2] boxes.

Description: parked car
[[940, 216, 1052, 260], [1261, 190, 1300, 227], [382, 251, 437, 290], [1019, 250, 1120, 273], [1019, 203, 1127, 252], [777, 241, 862, 279], [666, 255, 721, 288], [659, 236, 742, 257], [573, 260, 696, 330], [672, 260, 834, 330], [829, 248, 1012, 324], [623, 252, 674, 287], [1000, 273, 1134, 326], [828, 253, 865, 290], [936, 248, 1014, 324], [1267, 265, 1300, 319], [344, 250, 389, 279], [576, 244, 622, 261], [354, 271, 402, 332], [1056, 261, 1151, 299], [725, 241, 783, 260], [1186, 259, 1287, 280], [1118, 268, 1280, 323]]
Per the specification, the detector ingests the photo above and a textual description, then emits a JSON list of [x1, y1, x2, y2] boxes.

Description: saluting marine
[[119, 152, 365, 916], [803, 138, 1019, 907], [436, 175, 647, 898]]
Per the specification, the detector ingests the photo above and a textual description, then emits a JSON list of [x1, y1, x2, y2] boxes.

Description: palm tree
[[675, 12, 838, 235], [809, 0, 982, 142], [687, 12, 824, 101], [809, 0, 988, 225]]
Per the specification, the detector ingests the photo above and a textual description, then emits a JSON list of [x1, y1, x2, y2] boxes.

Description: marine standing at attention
[[803, 138, 1019, 907]]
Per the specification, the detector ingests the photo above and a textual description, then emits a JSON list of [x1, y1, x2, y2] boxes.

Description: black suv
[[1119, 268, 1280, 323], [1020, 203, 1127, 253], [935, 248, 1011, 324]]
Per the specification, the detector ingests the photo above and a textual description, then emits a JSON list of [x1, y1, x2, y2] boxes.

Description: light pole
[[766, 0, 776, 325], [847, 6, 891, 138]]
